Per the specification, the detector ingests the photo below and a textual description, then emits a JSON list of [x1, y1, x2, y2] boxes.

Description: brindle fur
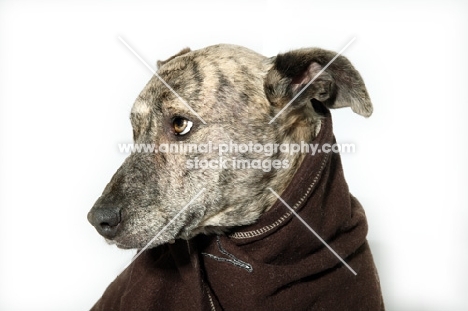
[[88, 44, 372, 249]]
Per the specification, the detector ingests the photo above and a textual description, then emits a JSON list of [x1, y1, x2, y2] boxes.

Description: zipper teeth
[[206, 289, 216, 311]]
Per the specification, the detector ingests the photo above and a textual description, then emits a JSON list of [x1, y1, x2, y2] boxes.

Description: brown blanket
[[91, 109, 384, 310]]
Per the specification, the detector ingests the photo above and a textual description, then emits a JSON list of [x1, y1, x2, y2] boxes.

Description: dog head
[[87, 44, 371, 249]]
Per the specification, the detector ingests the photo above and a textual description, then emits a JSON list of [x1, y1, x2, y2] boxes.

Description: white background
[[1, 0, 467, 310]]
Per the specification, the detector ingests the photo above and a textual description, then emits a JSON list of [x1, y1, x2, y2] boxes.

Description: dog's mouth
[[91, 207, 206, 250], [108, 236, 177, 250], [104, 230, 175, 250], [109, 233, 182, 250]]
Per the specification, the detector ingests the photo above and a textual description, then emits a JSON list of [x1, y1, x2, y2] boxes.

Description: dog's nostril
[[89, 207, 121, 239], [100, 222, 111, 228], [99, 215, 120, 228]]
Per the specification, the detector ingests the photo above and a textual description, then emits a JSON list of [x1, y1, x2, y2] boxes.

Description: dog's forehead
[[197, 44, 266, 66], [156, 44, 268, 84], [175, 44, 266, 69], [132, 44, 269, 118]]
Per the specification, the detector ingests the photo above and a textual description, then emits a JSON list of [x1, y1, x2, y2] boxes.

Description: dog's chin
[[104, 235, 174, 250], [104, 227, 195, 250], [101, 216, 206, 249]]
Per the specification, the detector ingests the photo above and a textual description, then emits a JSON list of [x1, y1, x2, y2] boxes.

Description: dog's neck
[[195, 103, 324, 235], [264, 102, 324, 211]]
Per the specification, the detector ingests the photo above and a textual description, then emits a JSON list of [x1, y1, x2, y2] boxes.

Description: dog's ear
[[264, 48, 372, 117], [157, 47, 191, 69]]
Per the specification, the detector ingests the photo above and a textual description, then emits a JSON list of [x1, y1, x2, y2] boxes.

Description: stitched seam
[[202, 236, 253, 272], [229, 154, 329, 240]]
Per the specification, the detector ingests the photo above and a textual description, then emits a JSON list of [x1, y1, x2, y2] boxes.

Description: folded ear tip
[[362, 110, 373, 118], [352, 100, 373, 117]]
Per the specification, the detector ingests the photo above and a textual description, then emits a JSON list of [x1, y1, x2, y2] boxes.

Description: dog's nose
[[88, 207, 121, 239]]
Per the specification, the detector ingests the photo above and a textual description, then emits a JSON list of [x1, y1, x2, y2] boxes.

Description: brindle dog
[[88, 44, 372, 250]]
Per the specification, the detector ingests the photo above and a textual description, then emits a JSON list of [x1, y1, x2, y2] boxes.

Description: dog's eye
[[172, 117, 193, 135]]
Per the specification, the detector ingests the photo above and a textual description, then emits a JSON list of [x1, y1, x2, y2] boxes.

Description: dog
[[88, 44, 384, 310]]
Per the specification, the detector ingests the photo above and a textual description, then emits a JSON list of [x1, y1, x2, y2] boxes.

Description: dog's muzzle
[[87, 206, 121, 239]]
